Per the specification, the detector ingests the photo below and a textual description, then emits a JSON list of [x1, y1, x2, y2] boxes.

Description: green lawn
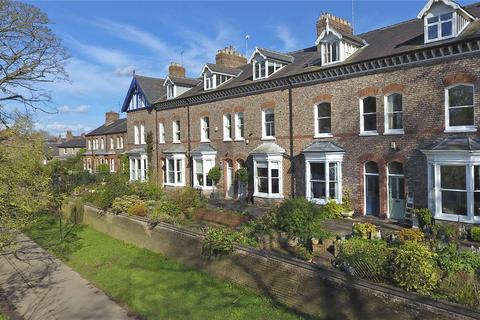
[[25, 216, 313, 320]]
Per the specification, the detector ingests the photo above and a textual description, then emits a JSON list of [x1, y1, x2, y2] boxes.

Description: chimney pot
[[316, 12, 353, 38], [169, 62, 186, 78], [215, 46, 247, 68]]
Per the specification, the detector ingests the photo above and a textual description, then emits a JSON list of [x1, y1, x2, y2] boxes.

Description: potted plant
[[207, 166, 221, 200], [341, 190, 354, 219], [235, 167, 249, 203]]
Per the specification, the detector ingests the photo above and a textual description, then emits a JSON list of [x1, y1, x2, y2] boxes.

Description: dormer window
[[167, 83, 175, 99], [426, 12, 453, 41], [324, 40, 340, 64], [249, 48, 292, 81], [201, 64, 239, 91], [418, 0, 475, 44], [205, 74, 213, 90], [254, 61, 267, 79]]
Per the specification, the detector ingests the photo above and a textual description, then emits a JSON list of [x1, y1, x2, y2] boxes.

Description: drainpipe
[[288, 80, 295, 198], [187, 101, 193, 187], [154, 107, 159, 185]]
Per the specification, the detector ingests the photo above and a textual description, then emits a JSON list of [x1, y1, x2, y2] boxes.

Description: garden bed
[[194, 207, 251, 228]]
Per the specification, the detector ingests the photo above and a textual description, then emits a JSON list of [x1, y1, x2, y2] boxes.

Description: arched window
[[446, 84, 475, 131], [364, 161, 380, 216], [385, 93, 403, 133], [360, 96, 377, 134], [315, 102, 332, 136]]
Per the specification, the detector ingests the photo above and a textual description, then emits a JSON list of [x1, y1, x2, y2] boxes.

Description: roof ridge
[[258, 47, 294, 57]]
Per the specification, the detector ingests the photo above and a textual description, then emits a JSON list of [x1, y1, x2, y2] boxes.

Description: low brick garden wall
[[82, 204, 480, 320]]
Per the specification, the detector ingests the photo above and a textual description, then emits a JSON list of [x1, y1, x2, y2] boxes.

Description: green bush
[[395, 228, 424, 244], [96, 163, 110, 174], [127, 203, 148, 217], [149, 200, 181, 225], [337, 238, 391, 281], [97, 174, 130, 210], [129, 181, 163, 200], [413, 208, 433, 229], [207, 166, 221, 185], [352, 222, 379, 239], [111, 195, 144, 214], [436, 244, 480, 275], [438, 271, 480, 309], [471, 226, 480, 242], [168, 187, 204, 214], [235, 167, 249, 183], [393, 241, 439, 295], [202, 228, 244, 256], [432, 223, 457, 240], [321, 200, 343, 219]]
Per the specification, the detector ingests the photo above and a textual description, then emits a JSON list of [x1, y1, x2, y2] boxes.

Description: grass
[[25, 215, 313, 320]]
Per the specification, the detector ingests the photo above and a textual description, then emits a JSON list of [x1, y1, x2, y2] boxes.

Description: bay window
[[165, 154, 185, 186], [360, 96, 377, 135], [440, 165, 467, 216], [253, 154, 283, 198], [193, 156, 215, 189], [445, 84, 475, 132], [304, 152, 343, 204], [384, 93, 404, 134], [129, 155, 148, 182], [315, 102, 332, 137]]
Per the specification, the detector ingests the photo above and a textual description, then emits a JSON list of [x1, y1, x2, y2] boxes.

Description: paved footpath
[[0, 234, 133, 320]]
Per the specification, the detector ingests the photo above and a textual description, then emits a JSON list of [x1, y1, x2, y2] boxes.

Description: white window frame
[[204, 74, 214, 90], [223, 114, 233, 141], [235, 112, 245, 141], [109, 158, 115, 173], [384, 93, 405, 135], [134, 125, 139, 145], [164, 154, 186, 186], [159, 122, 165, 144], [444, 83, 476, 133], [200, 117, 210, 142], [323, 41, 340, 65], [314, 102, 333, 138], [173, 120, 181, 143], [262, 109, 275, 140], [359, 96, 379, 136], [100, 138, 105, 150], [88, 140, 91, 150], [425, 150, 480, 223], [192, 154, 216, 190], [167, 83, 175, 99], [304, 152, 344, 205], [120, 137, 124, 149], [110, 137, 114, 150], [253, 154, 283, 199], [140, 123, 145, 144], [425, 12, 455, 43], [129, 155, 148, 182]]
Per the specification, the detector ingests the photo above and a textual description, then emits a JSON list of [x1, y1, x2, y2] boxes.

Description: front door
[[226, 160, 234, 198], [388, 175, 405, 219], [365, 174, 380, 216]]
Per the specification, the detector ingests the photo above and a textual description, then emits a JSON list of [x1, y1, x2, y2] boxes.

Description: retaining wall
[[82, 204, 480, 320]]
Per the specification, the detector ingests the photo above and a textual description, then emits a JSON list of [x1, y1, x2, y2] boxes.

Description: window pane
[[441, 166, 466, 190], [329, 163, 338, 181], [441, 21, 452, 37], [442, 190, 467, 215], [329, 182, 337, 198], [168, 159, 174, 183], [428, 25, 438, 40], [388, 113, 403, 130], [268, 61, 275, 75], [449, 106, 474, 127], [449, 85, 474, 107], [440, 12, 453, 21], [312, 181, 326, 199], [388, 162, 403, 175], [428, 16, 439, 23], [475, 192, 480, 216], [388, 94, 402, 112], [475, 166, 480, 191], [317, 103, 331, 117], [272, 178, 279, 194], [364, 114, 377, 131], [258, 178, 268, 193], [318, 118, 331, 133], [265, 112, 274, 122], [363, 97, 376, 113], [311, 163, 325, 180], [365, 161, 379, 174]]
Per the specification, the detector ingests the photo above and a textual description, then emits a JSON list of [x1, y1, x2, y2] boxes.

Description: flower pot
[[341, 210, 354, 219]]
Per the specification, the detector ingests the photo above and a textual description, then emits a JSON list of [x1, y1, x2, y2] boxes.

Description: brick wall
[[81, 204, 480, 320]]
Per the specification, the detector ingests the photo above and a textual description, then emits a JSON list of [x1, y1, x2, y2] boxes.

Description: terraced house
[[121, 0, 480, 223], [83, 112, 126, 173]]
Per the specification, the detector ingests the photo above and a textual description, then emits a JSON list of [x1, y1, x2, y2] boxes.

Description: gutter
[[288, 79, 295, 198], [187, 105, 193, 187]]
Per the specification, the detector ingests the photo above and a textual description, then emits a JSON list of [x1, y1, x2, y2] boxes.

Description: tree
[[0, 115, 52, 250], [0, 0, 69, 126]]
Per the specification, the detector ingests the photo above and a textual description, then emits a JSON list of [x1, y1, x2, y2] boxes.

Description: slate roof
[[152, 2, 480, 106], [135, 75, 166, 104], [167, 76, 201, 87], [250, 142, 286, 155], [57, 138, 86, 148], [423, 136, 480, 151], [256, 48, 295, 63], [302, 141, 345, 153], [86, 118, 127, 137], [205, 63, 242, 76], [163, 144, 186, 153], [191, 143, 217, 154]]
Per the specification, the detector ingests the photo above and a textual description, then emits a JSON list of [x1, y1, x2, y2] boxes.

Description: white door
[[226, 160, 234, 198]]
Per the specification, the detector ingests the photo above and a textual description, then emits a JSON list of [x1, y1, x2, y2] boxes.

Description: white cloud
[[275, 25, 297, 51], [115, 65, 136, 77], [37, 121, 92, 135], [58, 105, 89, 114]]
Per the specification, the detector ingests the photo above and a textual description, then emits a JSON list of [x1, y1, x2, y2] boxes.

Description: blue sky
[[27, 0, 475, 136]]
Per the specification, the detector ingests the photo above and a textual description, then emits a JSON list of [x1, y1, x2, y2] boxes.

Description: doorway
[[365, 161, 380, 216], [388, 162, 405, 219], [226, 159, 234, 198]]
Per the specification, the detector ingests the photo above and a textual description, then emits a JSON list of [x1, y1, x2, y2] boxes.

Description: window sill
[[234, 138, 245, 142], [194, 186, 215, 191], [159, 142, 165, 145], [164, 182, 185, 187], [314, 133, 333, 139], [223, 138, 233, 142], [261, 137, 276, 141], [200, 139, 211, 143], [253, 193, 284, 199], [383, 130, 405, 136], [444, 127, 477, 133], [359, 132, 379, 137], [172, 141, 181, 144]]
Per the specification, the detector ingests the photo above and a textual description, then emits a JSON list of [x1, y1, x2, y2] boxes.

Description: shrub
[[168, 187, 204, 214], [393, 241, 439, 295], [413, 208, 433, 230], [111, 195, 144, 214], [129, 181, 163, 200], [436, 244, 480, 275], [432, 223, 457, 240], [342, 190, 354, 212], [395, 228, 424, 244], [336, 238, 391, 282], [202, 228, 244, 256], [438, 271, 480, 309], [235, 167, 249, 183], [471, 226, 480, 242], [149, 200, 181, 224], [97, 174, 130, 210], [207, 166, 221, 185], [352, 222, 379, 239], [96, 163, 110, 174], [127, 203, 148, 217], [321, 200, 343, 219]]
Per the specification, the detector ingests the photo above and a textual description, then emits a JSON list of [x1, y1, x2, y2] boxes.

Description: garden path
[[0, 234, 133, 320]]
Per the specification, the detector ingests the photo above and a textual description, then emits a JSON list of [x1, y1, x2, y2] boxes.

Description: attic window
[[167, 83, 175, 99], [254, 61, 267, 79], [203, 71, 232, 91], [427, 12, 453, 41], [324, 41, 340, 64]]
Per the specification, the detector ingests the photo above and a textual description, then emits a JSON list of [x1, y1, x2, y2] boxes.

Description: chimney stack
[[316, 12, 353, 38], [169, 62, 186, 78], [215, 46, 247, 69], [65, 131, 73, 141], [105, 111, 119, 124]]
